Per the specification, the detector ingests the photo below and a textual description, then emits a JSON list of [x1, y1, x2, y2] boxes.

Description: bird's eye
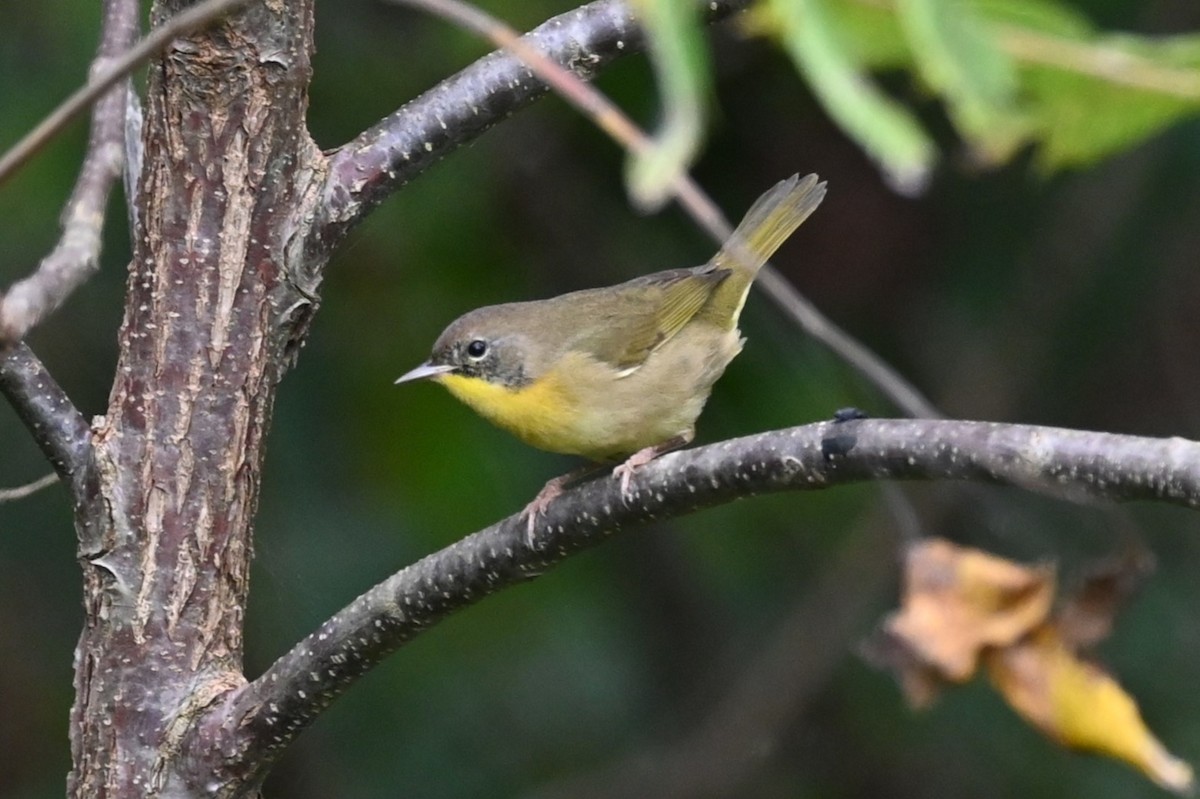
[[466, 339, 488, 359]]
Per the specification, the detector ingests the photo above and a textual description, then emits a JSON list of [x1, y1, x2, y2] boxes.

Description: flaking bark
[[67, 3, 322, 796]]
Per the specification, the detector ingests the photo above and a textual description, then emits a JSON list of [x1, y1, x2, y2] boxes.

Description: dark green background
[[2, 1, 1199, 796]]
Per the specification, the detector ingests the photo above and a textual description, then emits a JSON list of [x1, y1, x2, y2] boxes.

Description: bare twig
[[0, 344, 91, 487], [755, 269, 942, 417], [196, 418, 1199, 786], [0, 0, 138, 344], [0, 0, 251, 187], [0, 0, 252, 344], [0, 472, 60, 504], [382, 0, 940, 418]]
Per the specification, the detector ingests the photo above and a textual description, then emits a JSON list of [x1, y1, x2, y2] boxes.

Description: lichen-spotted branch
[[191, 418, 1200, 789], [0, 344, 91, 493]]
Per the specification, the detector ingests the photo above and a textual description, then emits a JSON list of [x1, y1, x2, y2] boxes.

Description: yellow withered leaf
[[867, 538, 1191, 793], [987, 625, 1194, 794]]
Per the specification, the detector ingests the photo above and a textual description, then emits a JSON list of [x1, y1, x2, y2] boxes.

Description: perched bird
[[397, 173, 826, 537]]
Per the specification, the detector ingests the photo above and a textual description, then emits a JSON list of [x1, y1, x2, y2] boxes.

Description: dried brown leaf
[[882, 538, 1055, 683], [1057, 547, 1154, 650]]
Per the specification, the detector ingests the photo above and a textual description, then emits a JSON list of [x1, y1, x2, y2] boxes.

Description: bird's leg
[[612, 432, 693, 501], [521, 432, 695, 545], [521, 463, 606, 545]]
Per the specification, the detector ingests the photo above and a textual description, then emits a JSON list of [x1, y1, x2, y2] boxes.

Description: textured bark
[[67, 3, 323, 796]]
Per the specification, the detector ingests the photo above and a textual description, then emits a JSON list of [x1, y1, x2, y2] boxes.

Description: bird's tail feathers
[[714, 173, 826, 277], [705, 173, 826, 328]]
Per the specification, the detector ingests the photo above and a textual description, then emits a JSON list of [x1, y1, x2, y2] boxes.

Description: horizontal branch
[[305, 0, 749, 267], [0, 344, 91, 490], [199, 417, 1200, 788]]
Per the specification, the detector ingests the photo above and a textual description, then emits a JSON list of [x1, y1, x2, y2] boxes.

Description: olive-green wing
[[574, 267, 729, 372]]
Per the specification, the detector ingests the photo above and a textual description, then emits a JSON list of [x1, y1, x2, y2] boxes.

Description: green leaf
[[626, 0, 711, 211], [897, 0, 1025, 163], [1007, 30, 1200, 169], [975, 0, 1094, 38], [826, 1, 913, 70], [760, 0, 1200, 180], [772, 0, 935, 194]]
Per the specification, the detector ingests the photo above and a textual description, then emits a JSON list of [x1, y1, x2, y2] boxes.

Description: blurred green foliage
[[626, 0, 712, 209], [747, 0, 1200, 191], [2, 0, 1200, 797]]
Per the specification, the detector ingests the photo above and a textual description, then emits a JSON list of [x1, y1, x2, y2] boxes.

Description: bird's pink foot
[[520, 475, 569, 546], [612, 433, 693, 503], [612, 445, 661, 501]]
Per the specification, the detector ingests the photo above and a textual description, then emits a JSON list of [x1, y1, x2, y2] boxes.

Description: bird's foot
[[612, 446, 661, 502], [520, 475, 570, 547], [612, 433, 693, 503]]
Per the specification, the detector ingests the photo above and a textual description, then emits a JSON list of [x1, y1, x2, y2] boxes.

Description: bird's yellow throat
[[436, 371, 585, 455]]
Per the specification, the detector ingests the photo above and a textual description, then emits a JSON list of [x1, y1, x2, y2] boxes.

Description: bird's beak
[[394, 362, 456, 384]]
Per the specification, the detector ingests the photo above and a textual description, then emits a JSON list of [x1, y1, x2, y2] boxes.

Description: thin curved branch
[[755, 268, 942, 417], [0, 0, 251, 187], [0, 472, 60, 504], [194, 418, 1200, 787], [304, 0, 749, 269], [0, 0, 252, 344], [0, 0, 137, 344], [0, 344, 91, 488]]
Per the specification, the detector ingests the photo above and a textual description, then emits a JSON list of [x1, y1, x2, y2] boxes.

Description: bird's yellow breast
[[437, 370, 593, 456]]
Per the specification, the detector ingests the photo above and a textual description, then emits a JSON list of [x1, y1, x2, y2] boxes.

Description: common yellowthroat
[[397, 173, 826, 535]]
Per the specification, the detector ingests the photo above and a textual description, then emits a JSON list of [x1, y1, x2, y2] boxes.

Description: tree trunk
[[68, 3, 321, 795]]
